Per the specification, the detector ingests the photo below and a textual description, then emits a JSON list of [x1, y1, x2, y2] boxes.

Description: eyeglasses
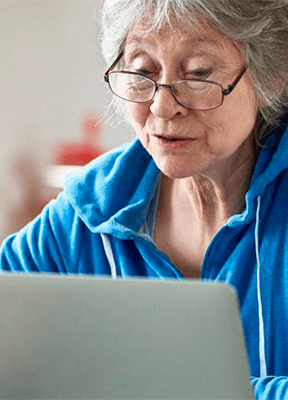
[[104, 52, 247, 111]]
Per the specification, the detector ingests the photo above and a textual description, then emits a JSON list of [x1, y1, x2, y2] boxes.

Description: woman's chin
[[153, 156, 203, 179]]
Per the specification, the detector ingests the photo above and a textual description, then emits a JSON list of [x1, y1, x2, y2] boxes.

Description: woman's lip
[[151, 134, 193, 141], [151, 134, 195, 148]]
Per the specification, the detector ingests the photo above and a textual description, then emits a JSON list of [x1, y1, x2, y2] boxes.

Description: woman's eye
[[189, 69, 212, 79], [135, 69, 152, 76]]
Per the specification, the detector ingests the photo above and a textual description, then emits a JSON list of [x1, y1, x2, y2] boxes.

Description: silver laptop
[[0, 273, 254, 399]]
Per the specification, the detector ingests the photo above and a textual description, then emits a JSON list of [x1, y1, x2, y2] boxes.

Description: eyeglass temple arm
[[104, 52, 124, 82], [222, 67, 247, 96]]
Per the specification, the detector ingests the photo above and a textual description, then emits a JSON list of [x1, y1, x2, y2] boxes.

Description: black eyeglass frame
[[104, 51, 247, 111]]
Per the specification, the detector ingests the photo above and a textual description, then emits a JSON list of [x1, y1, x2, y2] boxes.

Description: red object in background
[[53, 112, 105, 166]]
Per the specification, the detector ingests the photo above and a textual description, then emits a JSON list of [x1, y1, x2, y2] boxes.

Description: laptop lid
[[0, 273, 254, 399]]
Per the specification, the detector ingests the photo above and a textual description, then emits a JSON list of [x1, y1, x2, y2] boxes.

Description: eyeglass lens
[[108, 72, 223, 110]]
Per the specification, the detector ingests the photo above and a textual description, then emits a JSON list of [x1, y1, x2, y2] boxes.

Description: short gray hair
[[99, 0, 288, 142]]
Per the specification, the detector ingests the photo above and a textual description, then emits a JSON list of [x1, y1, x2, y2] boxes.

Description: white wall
[[0, 0, 134, 155]]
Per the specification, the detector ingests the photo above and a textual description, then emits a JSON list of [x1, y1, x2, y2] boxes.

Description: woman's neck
[[170, 144, 257, 225]]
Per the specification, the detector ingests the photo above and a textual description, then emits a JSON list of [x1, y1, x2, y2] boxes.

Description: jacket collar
[[64, 122, 288, 236]]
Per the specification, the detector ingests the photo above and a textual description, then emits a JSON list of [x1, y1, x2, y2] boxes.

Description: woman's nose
[[149, 85, 189, 120]]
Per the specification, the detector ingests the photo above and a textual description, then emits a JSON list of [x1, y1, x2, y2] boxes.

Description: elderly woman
[[1, 0, 288, 398]]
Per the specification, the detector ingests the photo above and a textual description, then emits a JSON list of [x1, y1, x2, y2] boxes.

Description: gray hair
[[99, 0, 288, 143]]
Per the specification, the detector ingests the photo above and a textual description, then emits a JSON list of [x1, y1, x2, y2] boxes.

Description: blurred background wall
[[0, 0, 134, 242], [0, 0, 133, 151]]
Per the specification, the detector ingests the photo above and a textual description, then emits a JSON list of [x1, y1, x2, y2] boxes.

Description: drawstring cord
[[255, 195, 267, 377], [100, 233, 117, 279]]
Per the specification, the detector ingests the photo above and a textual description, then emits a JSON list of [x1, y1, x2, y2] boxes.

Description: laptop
[[0, 273, 254, 399]]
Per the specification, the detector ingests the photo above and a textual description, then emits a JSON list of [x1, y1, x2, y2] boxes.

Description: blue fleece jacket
[[1, 121, 288, 399]]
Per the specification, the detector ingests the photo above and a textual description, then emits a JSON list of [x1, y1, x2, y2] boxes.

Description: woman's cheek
[[127, 102, 150, 129]]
